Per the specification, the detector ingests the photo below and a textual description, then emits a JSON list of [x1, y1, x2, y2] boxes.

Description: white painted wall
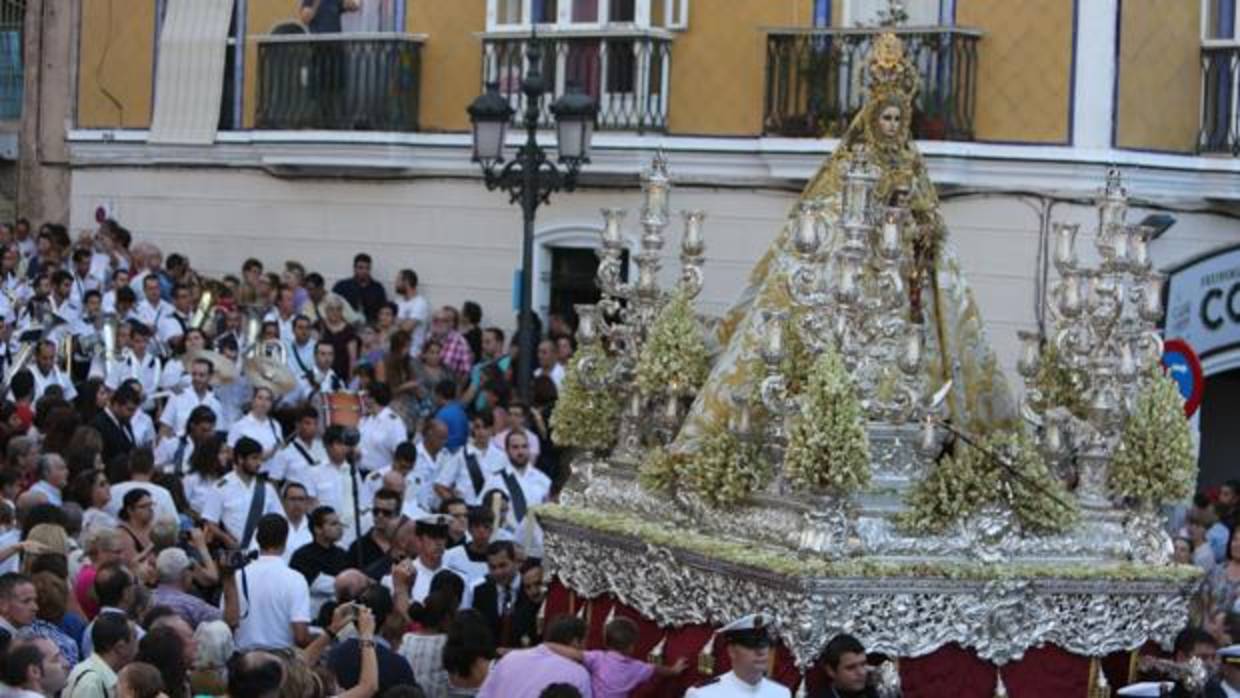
[[69, 167, 1239, 399]]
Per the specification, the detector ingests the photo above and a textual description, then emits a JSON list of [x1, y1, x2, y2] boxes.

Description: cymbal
[[187, 349, 239, 385], [243, 355, 298, 396]]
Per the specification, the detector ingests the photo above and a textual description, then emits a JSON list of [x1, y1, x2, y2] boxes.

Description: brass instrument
[[59, 333, 72, 376], [241, 304, 265, 354], [101, 313, 119, 375], [243, 338, 297, 396], [186, 348, 239, 385], [191, 278, 228, 330]]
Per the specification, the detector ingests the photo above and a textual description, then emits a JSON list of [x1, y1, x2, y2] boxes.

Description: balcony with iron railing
[[1199, 39, 1239, 155], [255, 32, 424, 131], [763, 26, 981, 141], [482, 29, 672, 133]]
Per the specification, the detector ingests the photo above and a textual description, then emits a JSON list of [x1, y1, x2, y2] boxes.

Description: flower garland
[[635, 290, 710, 397], [784, 347, 871, 495], [899, 431, 1078, 536], [1108, 371, 1196, 506], [537, 503, 1200, 583], [549, 344, 622, 452]]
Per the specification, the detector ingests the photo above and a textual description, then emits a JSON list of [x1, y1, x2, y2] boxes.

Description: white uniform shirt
[[134, 298, 174, 329], [358, 406, 407, 474], [436, 440, 507, 505], [274, 436, 328, 483], [292, 459, 365, 547], [69, 273, 101, 305], [360, 465, 430, 522], [397, 294, 431, 355], [443, 545, 490, 587], [201, 471, 283, 540], [159, 358, 191, 394], [263, 310, 298, 346], [231, 555, 311, 651], [685, 671, 792, 698], [412, 442, 459, 512], [227, 414, 284, 475], [29, 364, 77, 402], [153, 435, 197, 476], [132, 409, 157, 448], [160, 388, 224, 436], [410, 557, 464, 605], [105, 350, 161, 402], [156, 310, 192, 347], [482, 463, 551, 523], [181, 472, 219, 519]]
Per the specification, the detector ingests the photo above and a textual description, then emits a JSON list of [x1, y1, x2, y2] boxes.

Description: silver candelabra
[[574, 153, 708, 461], [1017, 168, 1164, 509]]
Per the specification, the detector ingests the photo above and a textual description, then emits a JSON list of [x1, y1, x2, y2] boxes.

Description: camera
[[215, 548, 256, 570]]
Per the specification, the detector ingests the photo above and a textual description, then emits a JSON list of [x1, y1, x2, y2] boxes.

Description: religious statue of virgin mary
[[672, 34, 1016, 458]]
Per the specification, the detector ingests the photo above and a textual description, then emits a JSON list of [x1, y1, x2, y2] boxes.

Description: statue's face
[[878, 105, 903, 139]]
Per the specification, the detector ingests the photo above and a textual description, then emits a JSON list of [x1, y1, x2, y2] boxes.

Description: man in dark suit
[[466, 540, 524, 648], [92, 384, 141, 465]]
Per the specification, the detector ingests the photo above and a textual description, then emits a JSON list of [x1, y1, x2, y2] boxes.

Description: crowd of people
[[0, 216, 667, 698], [0, 213, 1233, 698]]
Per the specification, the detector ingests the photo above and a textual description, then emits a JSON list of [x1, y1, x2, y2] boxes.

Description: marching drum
[[321, 391, 364, 429]]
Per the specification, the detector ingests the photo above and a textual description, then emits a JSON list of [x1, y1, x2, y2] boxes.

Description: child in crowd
[[558, 616, 687, 698]]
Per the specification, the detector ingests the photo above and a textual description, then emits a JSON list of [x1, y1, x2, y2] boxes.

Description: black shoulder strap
[[290, 342, 314, 381], [291, 440, 315, 465], [239, 477, 267, 549], [501, 469, 527, 521], [465, 451, 485, 497]]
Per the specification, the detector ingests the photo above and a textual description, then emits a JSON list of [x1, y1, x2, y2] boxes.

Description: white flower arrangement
[[635, 290, 710, 398], [784, 347, 871, 495], [1108, 371, 1196, 506], [550, 344, 622, 452], [899, 431, 1078, 536]]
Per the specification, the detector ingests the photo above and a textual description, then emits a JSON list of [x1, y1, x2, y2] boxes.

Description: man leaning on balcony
[[300, 0, 361, 34]]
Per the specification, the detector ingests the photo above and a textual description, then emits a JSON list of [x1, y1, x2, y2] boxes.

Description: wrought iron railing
[[1199, 40, 1239, 155], [482, 30, 673, 133], [0, 0, 24, 120], [764, 27, 981, 141], [256, 33, 423, 131]]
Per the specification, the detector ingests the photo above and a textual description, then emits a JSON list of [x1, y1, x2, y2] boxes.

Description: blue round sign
[[1162, 338, 1204, 417]]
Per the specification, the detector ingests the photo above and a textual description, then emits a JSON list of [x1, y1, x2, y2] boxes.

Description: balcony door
[[341, 0, 403, 32], [843, 0, 948, 26]]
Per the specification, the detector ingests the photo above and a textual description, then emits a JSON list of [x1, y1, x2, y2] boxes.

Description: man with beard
[[201, 437, 283, 550], [483, 431, 550, 557]]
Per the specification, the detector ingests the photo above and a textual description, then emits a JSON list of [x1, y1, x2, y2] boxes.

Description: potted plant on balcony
[[915, 92, 953, 141]]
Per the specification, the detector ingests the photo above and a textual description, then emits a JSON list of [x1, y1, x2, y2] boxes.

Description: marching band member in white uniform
[[226, 386, 284, 477], [357, 382, 407, 475], [271, 406, 328, 483]]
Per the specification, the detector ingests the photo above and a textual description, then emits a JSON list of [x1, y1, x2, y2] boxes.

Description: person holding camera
[[222, 513, 312, 651], [200, 436, 282, 551]]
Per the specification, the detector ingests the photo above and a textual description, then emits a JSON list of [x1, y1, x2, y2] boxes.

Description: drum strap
[[502, 470, 528, 522], [240, 477, 267, 550], [292, 440, 315, 466], [465, 452, 485, 498], [290, 343, 314, 382]]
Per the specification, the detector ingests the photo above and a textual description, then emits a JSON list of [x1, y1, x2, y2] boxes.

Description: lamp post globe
[[550, 83, 597, 165], [467, 82, 515, 165]]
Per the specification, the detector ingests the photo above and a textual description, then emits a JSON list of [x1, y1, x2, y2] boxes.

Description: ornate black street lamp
[[467, 39, 596, 401]]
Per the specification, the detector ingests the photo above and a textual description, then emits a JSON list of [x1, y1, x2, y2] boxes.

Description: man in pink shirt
[[477, 615, 593, 698]]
